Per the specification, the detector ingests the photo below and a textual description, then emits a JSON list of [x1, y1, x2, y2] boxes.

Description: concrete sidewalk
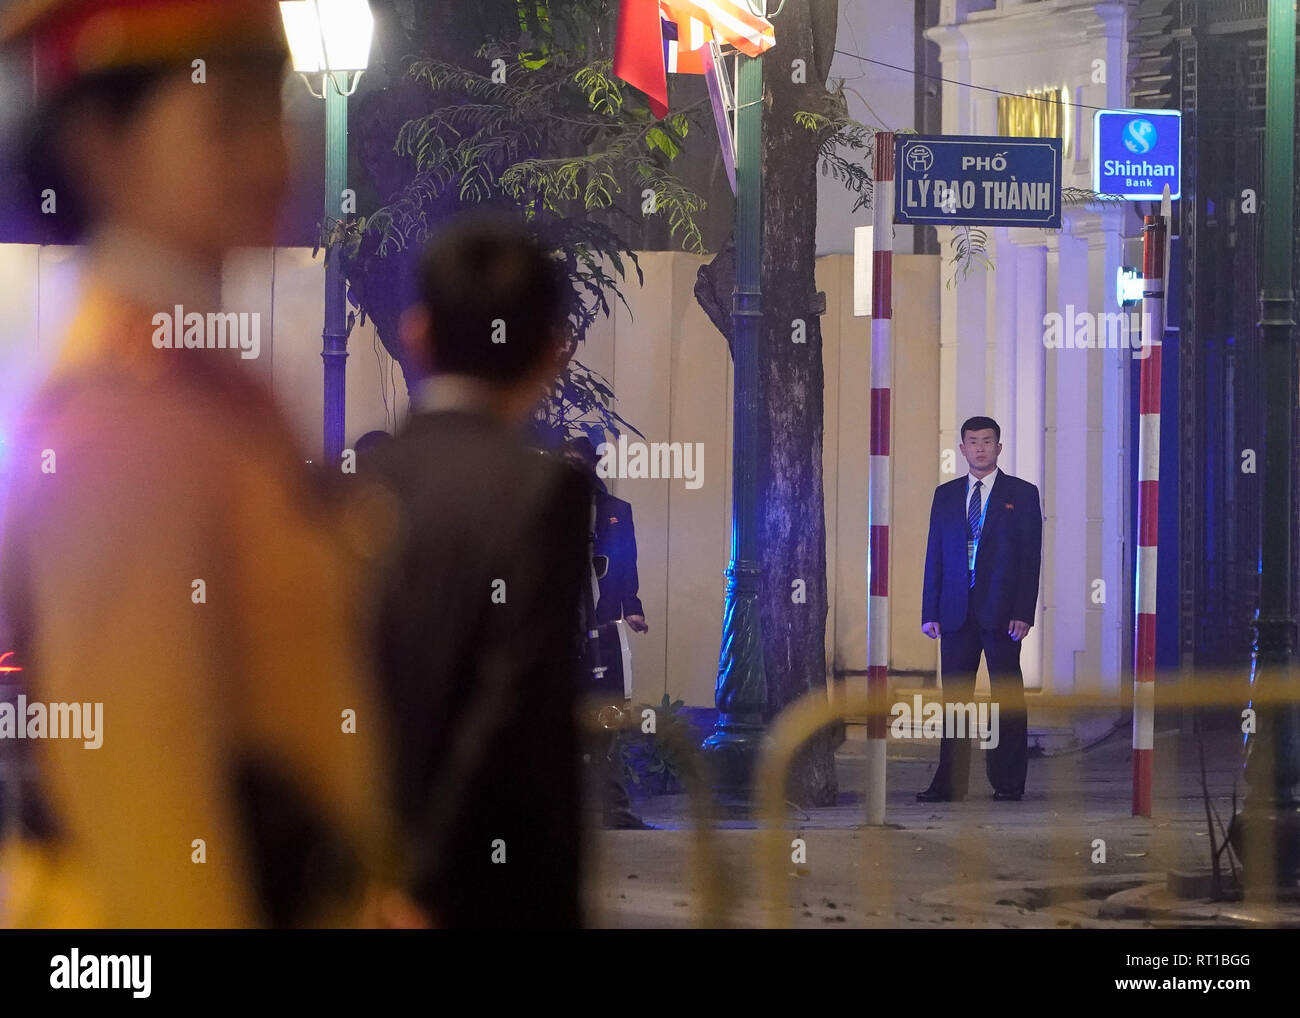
[[586, 725, 1300, 928]]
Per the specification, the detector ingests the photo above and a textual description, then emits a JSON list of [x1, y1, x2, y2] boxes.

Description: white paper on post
[[854, 225, 874, 318]]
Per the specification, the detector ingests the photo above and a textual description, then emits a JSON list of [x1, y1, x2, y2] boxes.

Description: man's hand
[[921, 621, 941, 640], [625, 614, 649, 634], [1008, 620, 1031, 641]]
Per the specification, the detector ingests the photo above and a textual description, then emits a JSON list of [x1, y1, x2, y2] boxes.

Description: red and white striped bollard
[[1132, 210, 1167, 817], [865, 131, 895, 825]]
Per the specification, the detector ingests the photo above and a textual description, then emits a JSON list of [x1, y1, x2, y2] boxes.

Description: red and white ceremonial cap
[[0, 0, 288, 100]]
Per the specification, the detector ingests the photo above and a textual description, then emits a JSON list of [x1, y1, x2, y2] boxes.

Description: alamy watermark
[[890, 694, 1000, 749], [596, 435, 703, 490], [0, 696, 103, 749], [1043, 304, 1156, 360], [50, 950, 150, 998], [151, 305, 261, 359]]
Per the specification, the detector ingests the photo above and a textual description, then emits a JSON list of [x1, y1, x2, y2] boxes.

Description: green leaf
[[645, 126, 680, 159]]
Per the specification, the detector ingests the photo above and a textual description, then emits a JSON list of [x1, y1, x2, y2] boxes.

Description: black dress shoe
[[916, 788, 963, 803], [992, 791, 1022, 801]]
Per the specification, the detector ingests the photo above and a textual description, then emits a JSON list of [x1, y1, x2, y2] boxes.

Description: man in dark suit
[[595, 491, 648, 630], [919, 415, 1042, 802], [369, 215, 590, 927], [563, 438, 649, 636], [561, 437, 653, 829]]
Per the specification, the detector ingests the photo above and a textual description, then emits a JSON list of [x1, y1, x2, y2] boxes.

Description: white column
[[925, 0, 1136, 706], [988, 228, 1019, 475], [1044, 224, 1092, 695], [1086, 208, 1131, 697], [1010, 236, 1047, 690], [940, 238, 992, 444]]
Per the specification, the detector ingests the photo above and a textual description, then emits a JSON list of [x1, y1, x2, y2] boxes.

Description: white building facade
[[927, 0, 1140, 707]]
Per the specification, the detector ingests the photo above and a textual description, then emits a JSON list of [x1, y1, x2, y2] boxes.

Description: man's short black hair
[[960, 415, 1001, 442], [416, 212, 569, 384], [354, 429, 393, 455]]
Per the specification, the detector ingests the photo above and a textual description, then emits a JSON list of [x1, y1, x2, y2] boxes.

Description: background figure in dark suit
[[594, 488, 647, 632], [562, 438, 654, 829], [919, 416, 1042, 802], [370, 214, 589, 927], [563, 438, 649, 636]]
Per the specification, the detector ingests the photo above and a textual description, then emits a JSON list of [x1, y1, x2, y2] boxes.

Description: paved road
[[586, 725, 1291, 928]]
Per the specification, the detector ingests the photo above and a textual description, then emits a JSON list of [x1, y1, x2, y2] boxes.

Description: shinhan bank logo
[[1123, 118, 1157, 154]]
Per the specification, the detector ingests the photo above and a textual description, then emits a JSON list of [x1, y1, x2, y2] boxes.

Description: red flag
[[615, 0, 668, 118]]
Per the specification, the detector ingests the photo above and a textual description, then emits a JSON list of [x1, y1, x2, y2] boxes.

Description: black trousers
[[929, 613, 1028, 797]]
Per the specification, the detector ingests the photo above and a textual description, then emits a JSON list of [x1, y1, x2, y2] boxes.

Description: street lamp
[[701, 0, 786, 802], [279, 0, 374, 465]]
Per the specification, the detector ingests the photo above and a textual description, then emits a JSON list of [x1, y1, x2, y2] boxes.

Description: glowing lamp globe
[[278, 0, 373, 74]]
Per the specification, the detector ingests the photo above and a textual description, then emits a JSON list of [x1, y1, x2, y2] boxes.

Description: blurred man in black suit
[[369, 215, 589, 927], [919, 416, 1042, 802]]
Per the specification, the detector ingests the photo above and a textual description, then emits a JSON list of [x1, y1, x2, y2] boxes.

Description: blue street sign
[[894, 134, 1062, 228], [1092, 108, 1181, 200]]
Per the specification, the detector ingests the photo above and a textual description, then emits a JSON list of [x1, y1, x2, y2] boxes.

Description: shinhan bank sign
[[1092, 108, 1182, 200]]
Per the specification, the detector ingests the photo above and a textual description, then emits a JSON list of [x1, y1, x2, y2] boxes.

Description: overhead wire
[[832, 47, 1129, 115]]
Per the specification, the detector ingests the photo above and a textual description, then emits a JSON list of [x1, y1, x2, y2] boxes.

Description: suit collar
[[980, 471, 1018, 526], [412, 374, 500, 416], [966, 467, 999, 495], [950, 470, 1015, 521]]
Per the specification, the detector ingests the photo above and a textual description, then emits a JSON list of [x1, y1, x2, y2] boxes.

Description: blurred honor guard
[[0, 0, 396, 927], [369, 214, 589, 928]]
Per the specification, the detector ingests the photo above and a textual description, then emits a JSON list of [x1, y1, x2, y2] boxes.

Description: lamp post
[[702, 0, 786, 800], [279, 0, 374, 465], [1229, 0, 1299, 889]]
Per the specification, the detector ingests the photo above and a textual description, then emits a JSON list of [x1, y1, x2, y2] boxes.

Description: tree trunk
[[695, 1, 841, 807]]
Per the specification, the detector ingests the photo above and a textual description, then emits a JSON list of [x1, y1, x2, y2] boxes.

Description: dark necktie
[[968, 480, 983, 587]]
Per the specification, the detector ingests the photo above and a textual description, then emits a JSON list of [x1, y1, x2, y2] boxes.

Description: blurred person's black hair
[[355, 429, 394, 455], [414, 213, 568, 383]]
